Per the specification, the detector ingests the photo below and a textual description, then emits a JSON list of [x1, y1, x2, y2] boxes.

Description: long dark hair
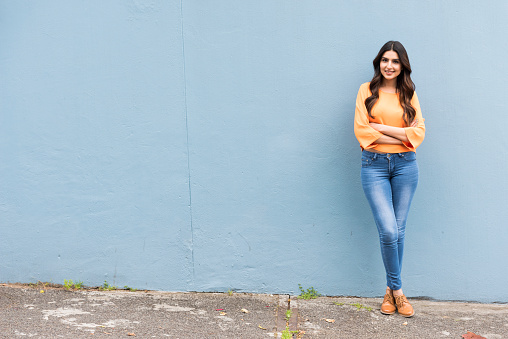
[[365, 41, 416, 126]]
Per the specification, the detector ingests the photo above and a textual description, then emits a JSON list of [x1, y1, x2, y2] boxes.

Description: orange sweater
[[354, 82, 425, 153]]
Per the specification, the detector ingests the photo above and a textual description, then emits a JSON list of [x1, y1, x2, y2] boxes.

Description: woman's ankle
[[392, 289, 404, 297]]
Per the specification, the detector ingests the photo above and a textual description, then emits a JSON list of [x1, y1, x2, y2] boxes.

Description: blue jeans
[[361, 150, 419, 290]]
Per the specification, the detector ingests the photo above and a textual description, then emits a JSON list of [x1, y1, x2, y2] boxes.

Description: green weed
[[281, 325, 300, 339], [99, 281, 117, 291], [298, 284, 321, 300], [63, 279, 73, 290], [334, 301, 372, 311], [63, 279, 83, 290], [285, 309, 292, 321], [350, 302, 372, 311], [281, 325, 292, 339]]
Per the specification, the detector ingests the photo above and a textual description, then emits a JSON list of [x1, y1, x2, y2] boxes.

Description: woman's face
[[380, 50, 401, 81]]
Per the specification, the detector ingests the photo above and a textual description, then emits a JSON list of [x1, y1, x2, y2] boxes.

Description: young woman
[[354, 41, 425, 317]]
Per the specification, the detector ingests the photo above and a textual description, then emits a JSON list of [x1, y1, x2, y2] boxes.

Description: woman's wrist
[[376, 124, 387, 134], [376, 135, 403, 145], [370, 122, 386, 134]]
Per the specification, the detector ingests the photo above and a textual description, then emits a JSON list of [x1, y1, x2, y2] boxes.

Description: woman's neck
[[380, 79, 397, 93]]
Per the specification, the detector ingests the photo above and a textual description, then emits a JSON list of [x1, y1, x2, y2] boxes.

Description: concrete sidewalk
[[1, 284, 507, 338]]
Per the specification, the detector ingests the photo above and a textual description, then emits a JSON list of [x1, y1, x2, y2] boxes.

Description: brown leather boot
[[394, 294, 414, 317], [380, 291, 396, 315]]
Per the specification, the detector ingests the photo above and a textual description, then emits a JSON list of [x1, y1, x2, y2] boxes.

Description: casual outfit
[[354, 82, 425, 153], [354, 82, 425, 293]]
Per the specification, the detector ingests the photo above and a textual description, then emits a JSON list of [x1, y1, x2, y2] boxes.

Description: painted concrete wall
[[1, 1, 507, 302]]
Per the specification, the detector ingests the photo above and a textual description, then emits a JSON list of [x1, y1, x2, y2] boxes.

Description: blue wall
[[1, 1, 507, 302]]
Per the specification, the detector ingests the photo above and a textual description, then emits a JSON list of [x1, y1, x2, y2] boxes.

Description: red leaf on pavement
[[462, 331, 486, 339]]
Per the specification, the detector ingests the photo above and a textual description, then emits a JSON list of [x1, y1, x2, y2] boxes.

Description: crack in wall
[[180, 0, 195, 283]]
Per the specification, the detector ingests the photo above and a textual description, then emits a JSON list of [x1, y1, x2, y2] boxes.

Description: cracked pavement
[[1, 284, 507, 338]]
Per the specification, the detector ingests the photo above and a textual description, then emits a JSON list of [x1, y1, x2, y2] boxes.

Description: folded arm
[[369, 120, 418, 144], [375, 134, 404, 144], [354, 85, 426, 151]]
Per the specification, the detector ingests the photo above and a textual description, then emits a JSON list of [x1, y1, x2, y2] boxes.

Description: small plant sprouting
[[63, 280, 83, 291], [281, 325, 300, 339], [285, 309, 292, 321], [281, 325, 292, 339], [123, 285, 137, 292], [99, 280, 117, 291], [350, 302, 372, 311], [29, 281, 51, 292], [298, 284, 321, 300], [227, 289, 233, 296], [334, 301, 371, 311]]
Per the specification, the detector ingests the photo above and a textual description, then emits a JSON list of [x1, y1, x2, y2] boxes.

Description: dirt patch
[[0, 282, 150, 293]]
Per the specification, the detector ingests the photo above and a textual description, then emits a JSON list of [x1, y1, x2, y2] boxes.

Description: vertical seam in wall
[[180, 0, 195, 282]]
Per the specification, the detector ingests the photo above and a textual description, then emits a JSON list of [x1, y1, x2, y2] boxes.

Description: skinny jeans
[[361, 150, 418, 291]]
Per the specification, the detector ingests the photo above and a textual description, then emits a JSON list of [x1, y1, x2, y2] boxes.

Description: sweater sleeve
[[403, 92, 426, 151], [354, 83, 383, 150]]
